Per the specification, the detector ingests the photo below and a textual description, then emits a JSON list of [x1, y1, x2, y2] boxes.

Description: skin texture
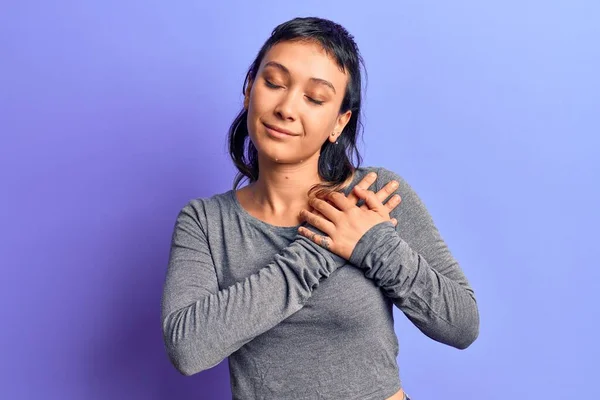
[[238, 39, 353, 227], [245, 40, 352, 163], [237, 40, 405, 400]]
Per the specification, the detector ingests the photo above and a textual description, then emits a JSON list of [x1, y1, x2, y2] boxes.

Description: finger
[[354, 187, 385, 213], [319, 235, 332, 251], [309, 196, 342, 223], [307, 196, 329, 218], [346, 172, 377, 205], [355, 187, 399, 225], [299, 209, 335, 234], [384, 194, 402, 213], [311, 208, 325, 218], [298, 227, 333, 251], [359, 179, 399, 210], [321, 191, 355, 213]]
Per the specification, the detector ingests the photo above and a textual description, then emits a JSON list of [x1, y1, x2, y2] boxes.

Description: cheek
[[249, 85, 274, 113], [246, 93, 263, 134], [304, 111, 337, 136]]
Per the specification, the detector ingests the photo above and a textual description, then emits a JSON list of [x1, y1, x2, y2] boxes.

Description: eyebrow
[[263, 61, 337, 94]]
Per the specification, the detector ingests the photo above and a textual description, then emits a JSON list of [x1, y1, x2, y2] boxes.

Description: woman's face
[[244, 40, 352, 165]]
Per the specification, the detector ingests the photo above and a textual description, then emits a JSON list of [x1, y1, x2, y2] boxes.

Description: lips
[[263, 123, 298, 136]]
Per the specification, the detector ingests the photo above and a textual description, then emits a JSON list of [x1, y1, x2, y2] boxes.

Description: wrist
[[349, 221, 397, 267]]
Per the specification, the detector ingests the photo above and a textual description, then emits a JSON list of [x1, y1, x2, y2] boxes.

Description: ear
[[329, 110, 352, 143], [244, 79, 254, 110]]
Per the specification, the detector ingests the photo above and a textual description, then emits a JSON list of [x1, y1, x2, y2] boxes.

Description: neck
[[248, 152, 323, 217]]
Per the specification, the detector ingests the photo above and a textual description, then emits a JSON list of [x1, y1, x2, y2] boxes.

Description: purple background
[[1, 1, 598, 399]]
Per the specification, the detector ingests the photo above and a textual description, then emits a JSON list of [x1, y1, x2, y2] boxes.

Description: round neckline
[[229, 189, 302, 233], [228, 168, 367, 233]]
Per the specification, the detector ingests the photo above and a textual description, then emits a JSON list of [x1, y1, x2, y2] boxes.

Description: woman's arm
[[349, 167, 480, 349], [161, 200, 346, 376]]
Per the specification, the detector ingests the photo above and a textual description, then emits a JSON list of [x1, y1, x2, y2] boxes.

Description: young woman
[[161, 17, 479, 400]]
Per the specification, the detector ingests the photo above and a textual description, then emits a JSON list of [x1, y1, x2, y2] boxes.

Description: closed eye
[[264, 79, 281, 89], [306, 96, 324, 105], [265, 79, 324, 105]]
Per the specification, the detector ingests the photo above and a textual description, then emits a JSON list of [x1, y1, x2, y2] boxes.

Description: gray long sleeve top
[[161, 166, 479, 399]]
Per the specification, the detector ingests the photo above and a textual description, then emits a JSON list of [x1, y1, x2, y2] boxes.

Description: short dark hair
[[228, 16, 367, 195]]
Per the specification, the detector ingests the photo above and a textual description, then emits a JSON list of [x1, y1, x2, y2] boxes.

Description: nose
[[274, 90, 300, 121]]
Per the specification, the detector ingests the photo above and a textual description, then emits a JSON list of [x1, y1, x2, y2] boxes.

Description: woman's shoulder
[[174, 189, 236, 226], [360, 165, 427, 212], [366, 166, 438, 228]]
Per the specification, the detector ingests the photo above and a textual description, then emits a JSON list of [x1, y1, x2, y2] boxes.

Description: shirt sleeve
[[161, 200, 346, 376], [348, 167, 480, 349]]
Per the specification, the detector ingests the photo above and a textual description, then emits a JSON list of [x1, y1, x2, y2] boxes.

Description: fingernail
[[369, 172, 377, 179], [391, 181, 399, 189]]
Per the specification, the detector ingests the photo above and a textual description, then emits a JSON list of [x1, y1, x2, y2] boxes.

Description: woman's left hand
[[298, 185, 397, 261]]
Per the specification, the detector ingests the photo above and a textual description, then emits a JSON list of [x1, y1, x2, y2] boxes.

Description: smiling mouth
[[263, 123, 299, 137]]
